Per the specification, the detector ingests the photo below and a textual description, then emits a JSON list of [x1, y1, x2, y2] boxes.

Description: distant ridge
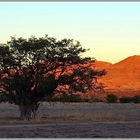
[[94, 55, 140, 96], [114, 55, 140, 66], [94, 61, 112, 70]]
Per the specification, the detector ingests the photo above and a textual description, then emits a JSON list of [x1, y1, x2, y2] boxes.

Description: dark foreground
[[0, 102, 140, 138], [0, 121, 140, 138]]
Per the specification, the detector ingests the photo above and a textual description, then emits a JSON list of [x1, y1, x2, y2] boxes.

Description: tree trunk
[[19, 105, 32, 120], [19, 103, 40, 120], [31, 103, 40, 119]]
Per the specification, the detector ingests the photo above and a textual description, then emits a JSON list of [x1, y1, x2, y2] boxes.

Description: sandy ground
[[0, 102, 140, 138]]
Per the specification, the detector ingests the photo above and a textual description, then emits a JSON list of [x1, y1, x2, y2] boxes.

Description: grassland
[[0, 102, 140, 137]]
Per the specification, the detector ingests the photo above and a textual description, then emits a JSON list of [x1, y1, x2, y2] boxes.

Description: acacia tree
[[0, 35, 105, 120]]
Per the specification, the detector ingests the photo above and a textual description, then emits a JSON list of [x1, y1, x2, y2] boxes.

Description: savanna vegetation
[[119, 96, 140, 103], [106, 94, 118, 103], [105, 94, 140, 103], [0, 35, 106, 120]]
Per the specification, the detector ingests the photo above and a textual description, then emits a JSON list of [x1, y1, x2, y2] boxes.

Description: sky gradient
[[0, 2, 140, 63]]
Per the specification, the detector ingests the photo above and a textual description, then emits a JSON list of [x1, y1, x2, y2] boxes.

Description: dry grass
[[0, 102, 139, 124], [0, 103, 140, 137]]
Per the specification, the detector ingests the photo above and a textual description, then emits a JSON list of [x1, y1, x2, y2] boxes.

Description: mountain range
[[94, 55, 140, 97]]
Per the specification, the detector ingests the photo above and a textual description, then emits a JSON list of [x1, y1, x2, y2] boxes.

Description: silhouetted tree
[[0, 35, 106, 120], [106, 94, 118, 103]]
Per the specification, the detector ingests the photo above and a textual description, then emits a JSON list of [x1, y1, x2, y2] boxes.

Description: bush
[[106, 94, 118, 103], [119, 96, 133, 103], [132, 96, 140, 103], [48, 94, 82, 103], [81, 98, 101, 103], [45, 94, 102, 103]]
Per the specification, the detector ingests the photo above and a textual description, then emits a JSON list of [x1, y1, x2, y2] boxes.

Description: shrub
[[45, 95, 102, 103], [132, 96, 140, 103], [106, 94, 118, 103], [49, 94, 82, 103], [81, 98, 101, 103], [119, 96, 133, 103]]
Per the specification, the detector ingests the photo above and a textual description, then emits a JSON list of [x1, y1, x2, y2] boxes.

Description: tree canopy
[[0, 35, 106, 120]]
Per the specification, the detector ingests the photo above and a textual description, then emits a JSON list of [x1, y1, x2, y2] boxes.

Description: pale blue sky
[[0, 2, 140, 63]]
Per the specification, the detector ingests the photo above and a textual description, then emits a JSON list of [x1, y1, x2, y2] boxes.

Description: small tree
[[0, 35, 105, 120], [106, 94, 118, 103]]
